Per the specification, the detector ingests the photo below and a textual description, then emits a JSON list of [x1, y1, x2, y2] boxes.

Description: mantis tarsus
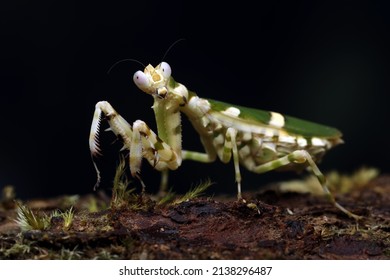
[[89, 61, 361, 220]]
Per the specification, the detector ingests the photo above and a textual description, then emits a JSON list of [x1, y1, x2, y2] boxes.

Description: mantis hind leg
[[252, 150, 361, 220]]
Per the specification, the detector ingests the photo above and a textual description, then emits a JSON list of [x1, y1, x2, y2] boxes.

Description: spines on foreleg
[[89, 101, 133, 190], [89, 103, 104, 189], [89, 103, 103, 157], [89, 101, 184, 192]]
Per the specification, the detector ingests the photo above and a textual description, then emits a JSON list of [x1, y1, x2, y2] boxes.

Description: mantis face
[[133, 62, 172, 98], [133, 61, 189, 108]]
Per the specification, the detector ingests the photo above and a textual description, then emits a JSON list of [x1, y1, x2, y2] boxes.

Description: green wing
[[208, 99, 342, 138]]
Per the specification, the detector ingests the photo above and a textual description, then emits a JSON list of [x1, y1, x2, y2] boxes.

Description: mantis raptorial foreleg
[[89, 101, 181, 190]]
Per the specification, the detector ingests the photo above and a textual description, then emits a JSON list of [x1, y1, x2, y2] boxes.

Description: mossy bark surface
[[0, 176, 389, 259]]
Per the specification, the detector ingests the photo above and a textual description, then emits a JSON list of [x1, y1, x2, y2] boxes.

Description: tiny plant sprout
[[62, 207, 74, 230], [15, 202, 50, 231]]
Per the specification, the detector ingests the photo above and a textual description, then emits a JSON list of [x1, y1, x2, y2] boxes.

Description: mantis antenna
[[160, 38, 186, 62], [107, 58, 146, 75], [107, 39, 185, 75]]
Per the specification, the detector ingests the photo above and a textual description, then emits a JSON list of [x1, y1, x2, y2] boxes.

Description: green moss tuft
[[15, 202, 50, 231], [173, 178, 213, 205]]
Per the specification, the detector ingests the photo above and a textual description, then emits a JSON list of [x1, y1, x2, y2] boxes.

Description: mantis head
[[133, 62, 172, 98]]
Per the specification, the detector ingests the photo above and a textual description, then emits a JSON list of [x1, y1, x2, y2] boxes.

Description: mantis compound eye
[[159, 62, 172, 79], [133, 70, 150, 90]]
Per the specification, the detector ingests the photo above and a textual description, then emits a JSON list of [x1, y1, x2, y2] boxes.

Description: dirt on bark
[[0, 175, 389, 259]]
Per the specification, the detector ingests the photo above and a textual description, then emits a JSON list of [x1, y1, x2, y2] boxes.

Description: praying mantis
[[89, 61, 360, 220]]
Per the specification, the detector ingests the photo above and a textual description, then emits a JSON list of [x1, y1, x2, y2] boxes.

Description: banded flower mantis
[[89, 61, 360, 220]]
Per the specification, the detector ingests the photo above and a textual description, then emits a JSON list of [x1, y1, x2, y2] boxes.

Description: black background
[[1, 1, 389, 199]]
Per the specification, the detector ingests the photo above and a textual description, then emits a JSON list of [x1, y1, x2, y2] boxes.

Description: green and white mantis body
[[89, 61, 360, 220]]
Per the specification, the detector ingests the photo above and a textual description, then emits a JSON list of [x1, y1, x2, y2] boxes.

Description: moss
[[15, 202, 50, 231], [111, 156, 136, 209], [173, 178, 213, 205]]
